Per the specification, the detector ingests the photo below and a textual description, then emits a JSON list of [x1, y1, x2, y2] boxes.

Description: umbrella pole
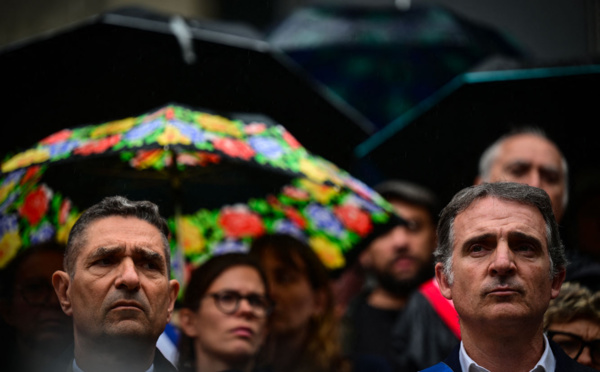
[[168, 149, 186, 287]]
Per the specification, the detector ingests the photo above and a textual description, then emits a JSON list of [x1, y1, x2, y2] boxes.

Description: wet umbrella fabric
[[0, 6, 374, 170], [268, 4, 525, 129], [353, 63, 600, 206], [0, 104, 397, 278]]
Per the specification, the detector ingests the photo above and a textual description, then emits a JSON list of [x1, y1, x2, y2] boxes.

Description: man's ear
[[435, 263, 453, 300], [52, 270, 73, 316], [550, 268, 566, 299], [166, 279, 180, 322], [178, 308, 199, 337]]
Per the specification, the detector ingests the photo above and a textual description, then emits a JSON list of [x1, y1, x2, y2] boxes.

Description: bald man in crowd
[[475, 127, 568, 222]]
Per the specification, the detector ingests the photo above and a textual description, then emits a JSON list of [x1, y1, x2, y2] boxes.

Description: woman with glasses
[[177, 253, 272, 372], [545, 282, 600, 370]]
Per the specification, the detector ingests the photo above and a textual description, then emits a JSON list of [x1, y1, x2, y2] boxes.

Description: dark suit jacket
[[421, 339, 596, 372], [50, 344, 177, 372]]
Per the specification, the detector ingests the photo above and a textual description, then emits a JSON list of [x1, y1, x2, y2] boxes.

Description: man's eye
[[141, 261, 159, 271], [94, 258, 114, 266], [515, 245, 535, 255], [470, 245, 486, 254], [508, 166, 528, 177]]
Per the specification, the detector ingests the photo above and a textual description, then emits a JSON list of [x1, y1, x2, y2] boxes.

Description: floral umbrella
[[0, 104, 398, 280]]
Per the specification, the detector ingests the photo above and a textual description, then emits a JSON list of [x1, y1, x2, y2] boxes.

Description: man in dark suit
[[52, 196, 180, 372], [422, 182, 595, 372]]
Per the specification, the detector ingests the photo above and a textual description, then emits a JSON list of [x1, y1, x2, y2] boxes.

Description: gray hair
[[478, 127, 569, 211], [434, 182, 566, 284], [64, 196, 171, 277]]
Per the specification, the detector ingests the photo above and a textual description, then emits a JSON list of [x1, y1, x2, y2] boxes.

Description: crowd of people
[[1, 127, 600, 371]]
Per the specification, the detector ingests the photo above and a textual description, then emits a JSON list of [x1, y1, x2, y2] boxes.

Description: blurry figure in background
[[475, 127, 600, 291], [249, 233, 356, 372], [0, 241, 73, 372], [342, 180, 459, 370], [475, 126, 568, 222], [545, 282, 600, 370], [177, 253, 271, 372]]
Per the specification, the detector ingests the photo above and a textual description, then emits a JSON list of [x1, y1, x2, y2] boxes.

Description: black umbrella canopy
[[0, 6, 375, 170], [353, 63, 600, 207]]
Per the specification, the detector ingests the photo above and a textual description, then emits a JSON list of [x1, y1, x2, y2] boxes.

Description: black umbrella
[[353, 63, 600, 206], [267, 3, 525, 129], [0, 6, 374, 170]]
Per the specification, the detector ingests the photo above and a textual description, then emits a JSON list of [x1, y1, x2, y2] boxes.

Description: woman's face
[[180, 266, 268, 364], [259, 250, 323, 335]]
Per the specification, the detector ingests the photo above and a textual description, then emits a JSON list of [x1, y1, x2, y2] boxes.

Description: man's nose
[[115, 259, 141, 290], [489, 243, 516, 276], [390, 226, 410, 248], [524, 170, 542, 188]]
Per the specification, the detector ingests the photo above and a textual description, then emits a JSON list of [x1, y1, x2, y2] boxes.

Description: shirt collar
[[459, 334, 556, 372]]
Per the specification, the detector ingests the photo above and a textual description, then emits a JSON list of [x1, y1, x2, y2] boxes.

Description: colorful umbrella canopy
[[0, 104, 397, 279], [268, 4, 525, 129]]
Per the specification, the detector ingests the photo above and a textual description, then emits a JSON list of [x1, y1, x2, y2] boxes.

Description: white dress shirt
[[459, 334, 556, 372]]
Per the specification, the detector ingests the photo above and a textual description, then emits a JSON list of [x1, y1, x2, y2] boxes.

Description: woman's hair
[[176, 253, 268, 371], [249, 233, 349, 372], [544, 281, 600, 329]]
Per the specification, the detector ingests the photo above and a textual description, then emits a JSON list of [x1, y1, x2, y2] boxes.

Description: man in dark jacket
[[52, 196, 179, 372], [423, 182, 594, 372], [342, 180, 459, 370]]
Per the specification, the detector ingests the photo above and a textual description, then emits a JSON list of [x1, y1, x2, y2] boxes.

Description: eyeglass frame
[[547, 329, 600, 363], [205, 290, 274, 318]]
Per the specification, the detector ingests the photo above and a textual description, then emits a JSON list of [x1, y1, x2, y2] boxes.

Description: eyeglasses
[[16, 280, 55, 306], [206, 290, 273, 318], [547, 330, 600, 365]]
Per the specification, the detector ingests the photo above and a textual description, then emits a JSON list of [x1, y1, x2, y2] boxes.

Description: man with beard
[[343, 180, 458, 371], [51, 196, 180, 372]]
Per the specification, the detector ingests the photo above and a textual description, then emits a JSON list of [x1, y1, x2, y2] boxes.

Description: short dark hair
[[177, 253, 268, 371], [374, 180, 439, 223], [64, 196, 170, 276], [435, 182, 566, 284]]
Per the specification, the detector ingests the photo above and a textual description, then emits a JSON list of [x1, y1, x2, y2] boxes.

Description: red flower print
[[74, 134, 122, 156], [19, 186, 50, 226], [282, 130, 301, 149], [282, 185, 310, 201], [334, 205, 373, 237], [244, 123, 267, 135], [165, 107, 175, 120], [213, 138, 255, 160], [284, 207, 307, 228], [58, 199, 72, 225], [21, 166, 42, 185], [40, 129, 72, 145], [219, 206, 265, 239]]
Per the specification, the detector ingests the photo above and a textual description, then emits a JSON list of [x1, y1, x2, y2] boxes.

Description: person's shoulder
[[153, 348, 178, 372]]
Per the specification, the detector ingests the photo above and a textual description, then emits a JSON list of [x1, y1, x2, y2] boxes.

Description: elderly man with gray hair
[[421, 182, 594, 372]]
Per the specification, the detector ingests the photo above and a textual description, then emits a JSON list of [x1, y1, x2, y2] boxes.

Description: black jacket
[[421, 339, 596, 372], [49, 344, 177, 372]]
